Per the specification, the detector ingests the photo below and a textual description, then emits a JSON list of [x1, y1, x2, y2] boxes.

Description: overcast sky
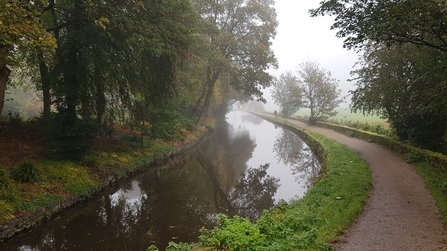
[[264, 0, 359, 110]]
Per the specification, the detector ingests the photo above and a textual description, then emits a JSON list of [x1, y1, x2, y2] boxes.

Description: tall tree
[[310, 0, 447, 53], [298, 60, 342, 123], [0, 0, 56, 118], [191, 0, 278, 128], [271, 71, 303, 116], [350, 43, 447, 151]]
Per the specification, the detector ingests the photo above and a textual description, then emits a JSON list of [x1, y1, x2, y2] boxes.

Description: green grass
[[411, 161, 447, 225], [294, 107, 387, 125]]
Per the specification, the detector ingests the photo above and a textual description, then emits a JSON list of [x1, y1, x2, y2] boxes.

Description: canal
[[2, 110, 321, 251]]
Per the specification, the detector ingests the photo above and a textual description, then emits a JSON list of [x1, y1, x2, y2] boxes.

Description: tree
[[298, 60, 342, 123], [350, 43, 447, 151], [191, 0, 278, 128], [24, 0, 197, 159], [271, 71, 303, 116], [0, 0, 56, 118], [310, 0, 447, 53]]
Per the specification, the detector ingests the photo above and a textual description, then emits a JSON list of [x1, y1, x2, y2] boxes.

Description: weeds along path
[[268, 114, 447, 250]]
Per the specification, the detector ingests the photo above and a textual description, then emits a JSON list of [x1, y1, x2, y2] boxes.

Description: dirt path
[[267, 115, 447, 250]]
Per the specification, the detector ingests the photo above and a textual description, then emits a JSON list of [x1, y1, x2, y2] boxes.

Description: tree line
[[0, 0, 277, 159], [271, 60, 343, 124], [310, 0, 447, 153]]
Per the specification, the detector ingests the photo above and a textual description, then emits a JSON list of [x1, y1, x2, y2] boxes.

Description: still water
[[2, 111, 320, 251]]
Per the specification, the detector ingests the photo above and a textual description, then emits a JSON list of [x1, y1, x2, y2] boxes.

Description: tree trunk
[[0, 63, 11, 120], [189, 89, 206, 117], [195, 66, 219, 130], [39, 59, 51, 118], [195, 81, 215, 130]]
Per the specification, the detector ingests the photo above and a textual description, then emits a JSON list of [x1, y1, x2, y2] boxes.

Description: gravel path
[[266, 114, 447, 250]]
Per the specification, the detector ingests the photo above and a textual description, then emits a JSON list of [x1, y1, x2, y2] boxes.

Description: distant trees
[[298, 60, 343, 123], [271, 71, 302, 116], [272, 60, 342, 123]]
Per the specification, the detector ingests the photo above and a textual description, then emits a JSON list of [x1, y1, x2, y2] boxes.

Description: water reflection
[[273, 129, 320, 186], [228, 163, 279, 221], [2, 110, 320, 251]]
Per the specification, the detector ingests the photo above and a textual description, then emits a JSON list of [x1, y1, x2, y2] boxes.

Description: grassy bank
[[181, 118, 372, 251]]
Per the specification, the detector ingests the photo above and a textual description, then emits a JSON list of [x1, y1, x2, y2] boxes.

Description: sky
[[263, 0, 359, 111]]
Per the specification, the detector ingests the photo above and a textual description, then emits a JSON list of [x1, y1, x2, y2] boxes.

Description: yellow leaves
[[94, 17, 110, 30], [99, 152, 128, 163], [118, 157, 128, 163], [0, 1, 57, 65]]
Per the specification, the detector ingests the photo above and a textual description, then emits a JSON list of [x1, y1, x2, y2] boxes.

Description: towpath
[[263, 114, 447, 250]]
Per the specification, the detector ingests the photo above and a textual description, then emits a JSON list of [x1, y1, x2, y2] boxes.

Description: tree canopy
[[350, 43, 447, 151], [0, 0, 56, 118], [310, 0, 447, 52], [191, 0, 278, 127]]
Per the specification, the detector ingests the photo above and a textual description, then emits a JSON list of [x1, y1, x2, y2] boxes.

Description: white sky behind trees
[[264, 0, 358, 111]]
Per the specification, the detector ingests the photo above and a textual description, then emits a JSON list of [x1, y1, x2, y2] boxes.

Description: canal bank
[[0, 125, 212, 243]]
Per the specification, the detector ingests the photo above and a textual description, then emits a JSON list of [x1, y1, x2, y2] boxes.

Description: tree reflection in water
[[273, 129, 321, 189], [229, 163, 279, 221]]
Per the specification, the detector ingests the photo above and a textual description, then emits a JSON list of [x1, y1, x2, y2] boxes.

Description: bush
[[199, 214, 265, 251], [12, 160, 42, 182]]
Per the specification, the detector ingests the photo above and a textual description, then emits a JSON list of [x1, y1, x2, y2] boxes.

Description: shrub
[[199, 214, 265, 251], [12, 160, 42, 182]]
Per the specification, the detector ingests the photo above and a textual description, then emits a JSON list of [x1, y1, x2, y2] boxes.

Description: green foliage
[[11, 160, 42, 182], [148, 104, 194, 141], [199, 214, 266, 251], [257, 207, 325, 251], [350, 43, 447, 152], [166, 242, 192, 251], [311, 0, 447, 53], [0, 200, 15, 224], [146, 246, 159, 251]]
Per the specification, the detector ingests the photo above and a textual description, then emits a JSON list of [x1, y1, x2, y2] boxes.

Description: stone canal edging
[[0, 129, 211, 242]]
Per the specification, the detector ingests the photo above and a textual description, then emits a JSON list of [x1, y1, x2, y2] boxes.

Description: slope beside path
[[267, 114, 447, 250]]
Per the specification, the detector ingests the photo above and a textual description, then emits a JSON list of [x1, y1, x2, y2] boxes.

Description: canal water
[[2, 110, 321, 251]]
